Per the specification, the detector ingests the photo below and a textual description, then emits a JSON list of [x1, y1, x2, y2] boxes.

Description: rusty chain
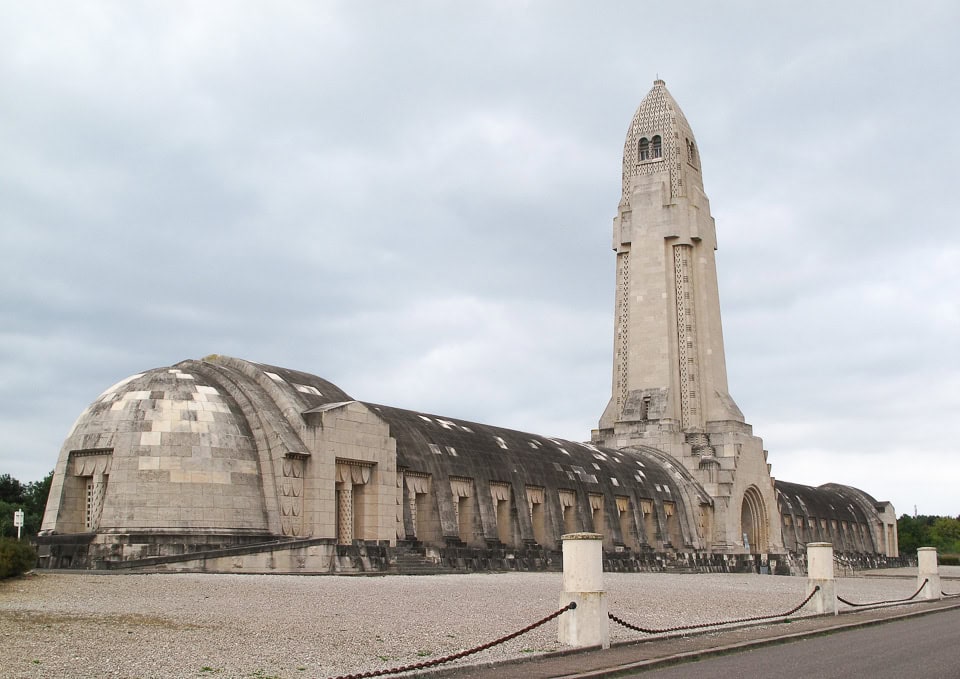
[[837, 578, 928, 607], [608, 585, 820, 635], [329, 576, 950, 678], [328, 601, 576, 679]]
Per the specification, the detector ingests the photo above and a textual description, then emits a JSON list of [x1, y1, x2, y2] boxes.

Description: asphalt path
[[628, 606, 960, 678]]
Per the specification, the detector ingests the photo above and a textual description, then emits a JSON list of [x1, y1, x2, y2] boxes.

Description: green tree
[[930, 517, 960, 554], [22, 471, 53, 535], [0, 473, 24, 503], [0, 471, 53, 538], [898, 514, 960, 555], [897, 514, 931, 554]]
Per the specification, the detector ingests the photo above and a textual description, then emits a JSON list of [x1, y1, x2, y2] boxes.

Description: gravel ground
[[1, 569, 951, 679]]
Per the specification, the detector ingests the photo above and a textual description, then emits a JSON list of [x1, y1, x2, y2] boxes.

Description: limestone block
[[558, 591, 608, 649], [918, 547, 941, 600], [558, 533, 608, 648], [136, 507, 160, 522], [140, 431, 162, 446], [808, 579, 837, 615], [807, 542, 837, 615]]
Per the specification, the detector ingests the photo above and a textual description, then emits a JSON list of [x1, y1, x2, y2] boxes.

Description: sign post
[[13, 509, 24, 540]]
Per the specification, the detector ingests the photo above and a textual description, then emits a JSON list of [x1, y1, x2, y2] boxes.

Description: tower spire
[[597, 79, 742, 437], [593, 79, 782, 556]]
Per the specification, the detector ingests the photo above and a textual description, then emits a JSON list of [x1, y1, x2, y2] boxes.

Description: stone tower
[[593, 79, 783, 556]]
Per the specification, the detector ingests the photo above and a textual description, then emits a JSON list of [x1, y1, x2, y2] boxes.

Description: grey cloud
[[1, 2, 958, 515]]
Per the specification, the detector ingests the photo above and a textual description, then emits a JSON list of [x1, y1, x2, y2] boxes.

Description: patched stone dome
[[42, 365, 268, 535]]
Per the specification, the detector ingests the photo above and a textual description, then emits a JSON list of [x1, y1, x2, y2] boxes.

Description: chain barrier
[[837, 578, 928, 607], [608, 585, 819, 635], [941, 590, 960, 598], [327, 602, 576, 679], [328, 576, 950, 678]]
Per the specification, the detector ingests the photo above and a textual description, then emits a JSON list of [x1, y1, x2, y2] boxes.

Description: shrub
[[940, 554, 960, 566], [0, 538, 37, 579]]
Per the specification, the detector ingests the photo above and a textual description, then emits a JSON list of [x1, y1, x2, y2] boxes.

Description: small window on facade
[[639, 396, 650, 420], [639, 138, 649, 161], [651, 135, 662, 158]]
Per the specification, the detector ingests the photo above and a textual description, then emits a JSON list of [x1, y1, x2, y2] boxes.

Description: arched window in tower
[[638, 137, 649, 161], [651, 135, 662, 159]]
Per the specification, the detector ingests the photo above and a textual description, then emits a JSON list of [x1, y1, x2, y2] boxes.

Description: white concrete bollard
[[807, 542, 837, 615], [917, 547, 941, 600], [558, 532, 609, 649]]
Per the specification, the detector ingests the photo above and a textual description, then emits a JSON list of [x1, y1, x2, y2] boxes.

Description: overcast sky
[[2, 1, 958, 517]]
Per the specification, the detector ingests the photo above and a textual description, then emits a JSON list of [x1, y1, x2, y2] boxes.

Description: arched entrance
[[740, 486, 768, 554]]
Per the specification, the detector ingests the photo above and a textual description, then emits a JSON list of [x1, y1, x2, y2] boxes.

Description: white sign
[[13, 508, 24, 539]]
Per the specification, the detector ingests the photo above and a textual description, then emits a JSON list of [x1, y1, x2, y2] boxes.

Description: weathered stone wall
[[40, 357, 719, 569], [39, 355, 898, 572], [41, 367, 271, 538], [369, 401, 710, 554]]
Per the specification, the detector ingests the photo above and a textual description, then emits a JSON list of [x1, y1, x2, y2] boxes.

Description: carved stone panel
[[280, 456, 304, 537]]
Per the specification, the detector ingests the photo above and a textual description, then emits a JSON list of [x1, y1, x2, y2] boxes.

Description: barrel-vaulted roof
[[83, 356, 711, 517], [775, 479, 880, 525], [366, 401, 709, 511]]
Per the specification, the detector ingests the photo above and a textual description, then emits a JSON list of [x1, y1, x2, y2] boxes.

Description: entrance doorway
[[740, 486, 768, 554]]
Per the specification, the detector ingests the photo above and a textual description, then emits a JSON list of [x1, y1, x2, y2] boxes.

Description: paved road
[[629, 607, 960, 678]]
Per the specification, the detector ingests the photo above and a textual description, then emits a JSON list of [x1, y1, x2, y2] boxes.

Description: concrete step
[[390, 553, 456, 575]]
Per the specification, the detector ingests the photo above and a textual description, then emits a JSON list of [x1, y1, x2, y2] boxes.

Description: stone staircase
[[390, 546, 457, 575]]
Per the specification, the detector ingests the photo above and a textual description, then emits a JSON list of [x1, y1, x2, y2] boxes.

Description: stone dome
[[42, 364, 269, 535]]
